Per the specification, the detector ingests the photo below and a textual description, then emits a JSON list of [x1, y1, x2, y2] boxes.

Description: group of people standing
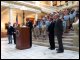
[[6, 7, 79, 53], [33, 19, 50, 40], [32, 14, 64, 53], [32, 8, 79, 53], [33, 9, 79, 40], [48, 14, 64, 53], [7, 19, 33, 48], [6, 23, 17, 44]]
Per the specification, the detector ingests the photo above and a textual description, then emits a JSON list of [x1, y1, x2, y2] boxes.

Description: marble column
[[9, 6, 13, 26], [50, 1, 53, 6], [34, 13, 38, 24], [72, 21, 79, 47]]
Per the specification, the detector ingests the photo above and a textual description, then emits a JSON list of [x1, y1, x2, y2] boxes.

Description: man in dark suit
[[26, 19, 33, 47], [13, 23, 17, 44], [7, 22, 13, 44], [48, 18, 55, 50], [54, 14, 64, 53]]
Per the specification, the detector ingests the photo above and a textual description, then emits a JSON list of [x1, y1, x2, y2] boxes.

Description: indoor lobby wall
[[1, 9, 9, 32], [1, 9, 23, 37]]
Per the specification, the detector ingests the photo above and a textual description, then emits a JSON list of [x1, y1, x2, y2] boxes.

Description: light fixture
[[35, 1, 40, 6]]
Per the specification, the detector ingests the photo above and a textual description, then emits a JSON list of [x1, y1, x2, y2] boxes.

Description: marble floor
[[1, 38, 79, 59]]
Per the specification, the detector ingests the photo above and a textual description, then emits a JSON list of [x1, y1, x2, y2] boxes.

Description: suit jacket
[[7, 26, 13, 35], [13, 27, 16, 35], [48, 21, 55, 35], [54, 19, 63, 34], [26, 21, 33, 30]]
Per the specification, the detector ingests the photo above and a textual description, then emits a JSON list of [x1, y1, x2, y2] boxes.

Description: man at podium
[[26, 19, 33, 47]]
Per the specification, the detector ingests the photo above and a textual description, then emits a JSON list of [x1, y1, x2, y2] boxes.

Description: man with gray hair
[[54, 14, 64, 53]]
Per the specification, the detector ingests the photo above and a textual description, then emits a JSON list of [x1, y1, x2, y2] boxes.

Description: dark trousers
[[49, 34, 55, 49], [39, 28, 42, 35], [30, 29, 32, 47], [13, 34, 16, 44], [56, 33, 64, 51]]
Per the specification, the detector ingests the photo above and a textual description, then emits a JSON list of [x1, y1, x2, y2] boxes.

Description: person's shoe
[[57, 51, 64, 53], [56, 48, 59, 51], [50, 48, 55, 50], [8, 43, 10, 44], [48, 47, 55, 50]]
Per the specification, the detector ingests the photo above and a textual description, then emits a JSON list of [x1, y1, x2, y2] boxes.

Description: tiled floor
[[1, 38, 79, 59]]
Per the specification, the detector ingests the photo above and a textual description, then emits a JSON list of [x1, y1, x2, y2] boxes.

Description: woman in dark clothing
[[13, 23, 17, 44]]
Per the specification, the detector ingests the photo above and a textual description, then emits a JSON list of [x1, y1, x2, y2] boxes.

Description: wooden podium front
[[16, 27, 30, 50]]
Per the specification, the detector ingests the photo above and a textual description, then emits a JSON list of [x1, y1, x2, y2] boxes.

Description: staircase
[[32, 31, 79, 52]]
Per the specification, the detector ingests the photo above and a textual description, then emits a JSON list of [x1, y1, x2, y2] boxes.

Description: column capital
[[9, 3, 14, 9]]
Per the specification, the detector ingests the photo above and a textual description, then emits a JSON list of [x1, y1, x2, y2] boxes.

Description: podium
[[16, 27, 30, 50]]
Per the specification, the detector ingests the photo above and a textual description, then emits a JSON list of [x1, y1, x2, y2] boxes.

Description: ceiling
[[1, 7, 45, 19]]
